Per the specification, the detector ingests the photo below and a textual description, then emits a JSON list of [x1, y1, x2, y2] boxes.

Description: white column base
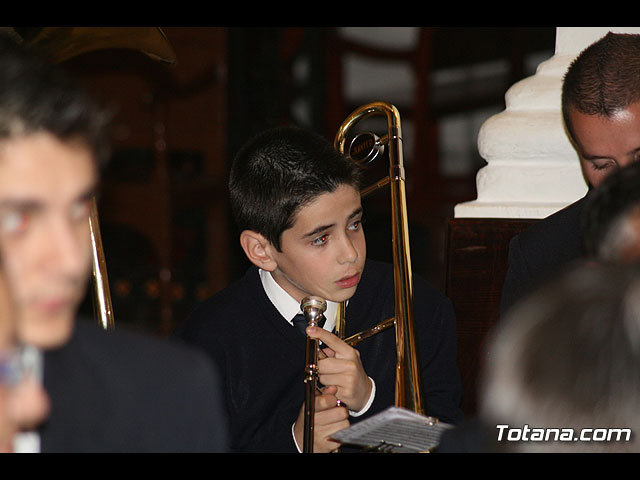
[[454, 27, 640, 220]]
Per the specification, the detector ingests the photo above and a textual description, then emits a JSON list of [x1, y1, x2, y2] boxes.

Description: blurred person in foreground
[[0, 34, 227, 452], [0, 266, 49, 452], [440, 161, 640, 453], [481, 261, 640, 452]]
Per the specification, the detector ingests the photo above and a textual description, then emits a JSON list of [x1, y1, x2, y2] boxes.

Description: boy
[[176, 126, 463, 452]]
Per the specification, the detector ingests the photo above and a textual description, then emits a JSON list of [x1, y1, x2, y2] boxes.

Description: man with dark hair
[[0, 36, 110, 351], [562, 33, 640, 190], [176, 126, 463, 452], [0, 35, 227, 452], [501, 32, 640, 313]]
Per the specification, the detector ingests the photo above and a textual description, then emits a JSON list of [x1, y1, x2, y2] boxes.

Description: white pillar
[[454, 27, 640, 219]]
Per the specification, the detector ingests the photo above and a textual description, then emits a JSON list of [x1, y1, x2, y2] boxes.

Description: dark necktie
[[292, 313, 326, 336]]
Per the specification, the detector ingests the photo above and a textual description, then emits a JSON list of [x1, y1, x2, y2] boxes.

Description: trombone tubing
[[89, 197, 115, 330], [334, 102, 424, 415], [300, 296, 327, 453], [303, 335, 319, 453]]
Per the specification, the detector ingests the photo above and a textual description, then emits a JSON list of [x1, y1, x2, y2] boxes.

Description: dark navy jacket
[[176, 258, 463, 452]]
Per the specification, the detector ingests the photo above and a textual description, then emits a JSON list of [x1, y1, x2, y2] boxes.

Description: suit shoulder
[[516, 197, 586, 245], [510, 197, 586, 267], [174, 268, 260, 339], [72, 321, 216, 376], [44, 321, 228, 452]]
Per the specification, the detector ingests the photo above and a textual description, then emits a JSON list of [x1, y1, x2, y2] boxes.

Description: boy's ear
[[239, 230, 278, 272]]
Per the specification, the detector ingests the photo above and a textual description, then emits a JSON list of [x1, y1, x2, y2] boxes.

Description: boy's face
[[267, 184, 366, 304], [0, 133, 97, 350], [570, 101, 640, 188]]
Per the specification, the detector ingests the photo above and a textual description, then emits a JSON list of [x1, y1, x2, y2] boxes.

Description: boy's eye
[[311, 234, 329, 246], [0, 210, 30, 235], [349, 220, 361, 231], [70, 198, 92, 221]]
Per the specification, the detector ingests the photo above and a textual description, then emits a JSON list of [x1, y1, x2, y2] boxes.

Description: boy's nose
[[338, 235, 359, 264], [47, 218, 90, 280]]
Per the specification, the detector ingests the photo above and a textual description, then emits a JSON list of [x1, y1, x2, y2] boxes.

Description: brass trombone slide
[[88, 198, 115, 330], [300, 296, 327, 454], [300, 102, 427, 453], [334, 101, 426, 416], [343, 316, 395, 347]]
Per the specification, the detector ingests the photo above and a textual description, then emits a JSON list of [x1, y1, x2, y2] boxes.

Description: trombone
[[300, 296, 327, 453], [89, 198, 115, 330], [301, 101, 427, 451], [334, 101, 425, 416]]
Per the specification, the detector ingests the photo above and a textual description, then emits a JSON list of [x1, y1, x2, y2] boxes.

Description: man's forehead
[[572, 108, 640, 149], [0, 133, 97, 203], [0, 132, 95, 159]]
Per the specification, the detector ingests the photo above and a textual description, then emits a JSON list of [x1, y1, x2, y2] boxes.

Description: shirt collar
[[259, 268, 337, 332]]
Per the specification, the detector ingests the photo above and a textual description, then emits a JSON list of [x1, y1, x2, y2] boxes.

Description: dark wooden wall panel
[[445, 217, 536, 415], [66, 28, 228, 335]]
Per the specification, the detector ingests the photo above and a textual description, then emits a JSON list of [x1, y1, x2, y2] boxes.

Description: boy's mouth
[[336, 272, 361, 289]]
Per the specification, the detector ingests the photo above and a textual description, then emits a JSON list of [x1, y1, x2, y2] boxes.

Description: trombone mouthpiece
[[300, 296, 327, 327], [301, 296, 327, 312]]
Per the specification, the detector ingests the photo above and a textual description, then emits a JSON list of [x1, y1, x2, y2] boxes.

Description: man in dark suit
[[39, 320, 226, 452], [501, 32, 640, 314], [500, 197, 587, 314], [0, 35, 227, 452]]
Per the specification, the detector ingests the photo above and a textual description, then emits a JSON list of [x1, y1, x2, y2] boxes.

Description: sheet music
[[330, 406, 454, 452]]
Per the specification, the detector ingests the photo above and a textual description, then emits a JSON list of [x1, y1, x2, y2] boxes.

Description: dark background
[[52, 27, 555, 342]]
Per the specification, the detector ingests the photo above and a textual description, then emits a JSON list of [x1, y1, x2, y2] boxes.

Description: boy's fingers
[[305, 327, 350, 356]]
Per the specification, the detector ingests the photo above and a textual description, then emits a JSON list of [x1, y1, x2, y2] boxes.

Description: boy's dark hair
[[229, 126, 362, 251], [0, 34, 111, 168], [562, 32, 640, 142]]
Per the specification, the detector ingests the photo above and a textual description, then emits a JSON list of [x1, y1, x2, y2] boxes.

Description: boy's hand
[[306, 326, 373, 413], [293, 388, 349, 453]]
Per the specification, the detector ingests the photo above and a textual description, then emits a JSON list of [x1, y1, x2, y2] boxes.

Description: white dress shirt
[[259, 268, 338, 333], [258, 269, 376, 419]]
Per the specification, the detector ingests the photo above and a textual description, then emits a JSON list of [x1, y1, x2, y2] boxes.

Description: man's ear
[[239, 230, 278, 271]]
